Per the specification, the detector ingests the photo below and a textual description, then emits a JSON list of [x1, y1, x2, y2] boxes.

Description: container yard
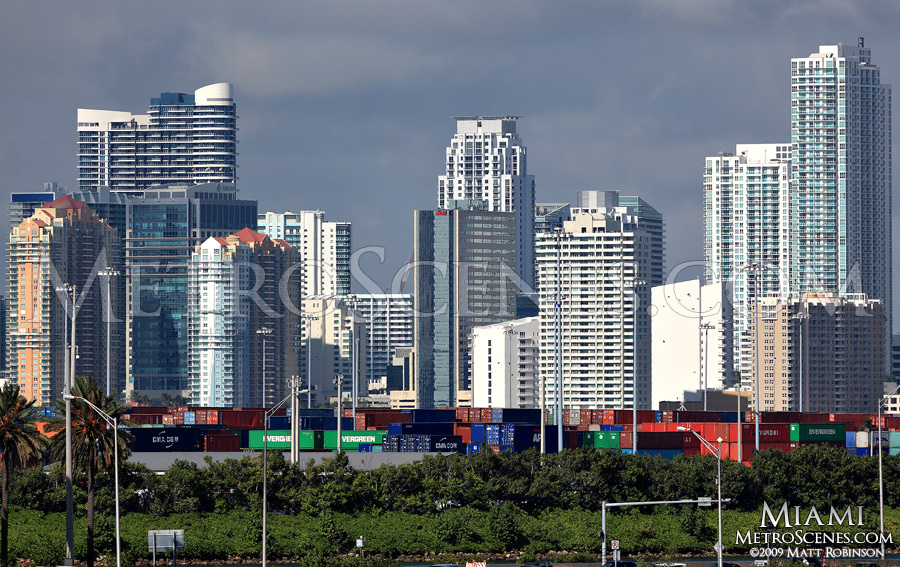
[[110, 405, 900, 465]]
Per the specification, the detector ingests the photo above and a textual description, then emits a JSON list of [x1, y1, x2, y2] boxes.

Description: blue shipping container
[[471, 424, 486, 444], [410, 409, 456, 423], [400, 422, 455, 435], [846, 432, 857, 448]]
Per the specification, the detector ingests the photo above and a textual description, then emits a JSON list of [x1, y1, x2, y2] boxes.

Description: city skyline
[[3, 3, 900, 323]]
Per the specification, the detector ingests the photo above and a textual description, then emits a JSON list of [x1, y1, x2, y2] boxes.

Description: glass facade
[[126, 184, 257, 397]]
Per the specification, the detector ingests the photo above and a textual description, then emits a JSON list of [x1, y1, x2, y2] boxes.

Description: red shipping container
[[620, 432, 633, 449], [455, 408, 468, 422], [207, 410, 219, 425], [488, 445, 501, 453], [681, 433, 700, 449], [684, 447, 701, 456], [162, 414, 174, 426], [205, 433, 240, 452], [480, 408, 493, 423], [455, 424, 472, 444]]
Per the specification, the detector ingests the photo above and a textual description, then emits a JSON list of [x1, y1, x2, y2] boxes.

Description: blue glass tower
[[126, 182, 256, 400]]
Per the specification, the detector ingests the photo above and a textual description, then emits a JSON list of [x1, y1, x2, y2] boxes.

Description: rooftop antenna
[[858, 37, 864, 48]]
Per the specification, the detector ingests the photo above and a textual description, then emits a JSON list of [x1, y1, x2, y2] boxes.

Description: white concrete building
[[77, 83, 237, 195], [300, 296, 367, 405], [257, 210, 351, 296], [650, 280, 734, 409], [187, 230, 299, 408], [438, 116, 536, 289], [536, 212, 654, 410], [342, 294, 413, 390], [571, 190, 666, 286], [471, 317, 540, 408]]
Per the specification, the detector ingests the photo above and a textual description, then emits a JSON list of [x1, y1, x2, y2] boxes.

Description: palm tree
[[47, 376, 133, 567], [0, 383, 47, 567]]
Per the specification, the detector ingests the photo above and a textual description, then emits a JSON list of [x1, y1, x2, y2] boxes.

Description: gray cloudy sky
[[2, 1, 899, 315]]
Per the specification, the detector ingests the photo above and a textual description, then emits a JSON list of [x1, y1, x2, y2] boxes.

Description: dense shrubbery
[[7, 444, 900, 564]]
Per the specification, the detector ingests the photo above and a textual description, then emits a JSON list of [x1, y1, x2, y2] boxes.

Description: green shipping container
[[298, 430, 325, 449], [889, 431, 900, 448], [323, 430, 386, 451], [248, 430, 292, 450], [789, 423, 846, 442], [594, 431, 621, 449], [580, 432, 594, 447]]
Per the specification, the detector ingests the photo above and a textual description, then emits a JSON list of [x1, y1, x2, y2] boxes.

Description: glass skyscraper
[[126, 183, 257, 400], [413, 202, 517, 408]]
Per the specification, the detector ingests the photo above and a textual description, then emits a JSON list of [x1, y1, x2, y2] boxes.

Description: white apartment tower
[[536, 212, 654, 410], [257, 211, 351, 296], [704, 144, 791, 374], [344, 294, 413, 390], [791, 41, 891, 345], [187, 230, 300, 407], [471, 317, 540, 408], [438, 117, 536, 288], [77, 83, 237, 195]]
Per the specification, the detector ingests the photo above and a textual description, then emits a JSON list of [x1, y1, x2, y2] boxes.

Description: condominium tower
[[257, 211, 351, 296], [7, 197, 123, 405], [752, 293, 884, 413], [187, 229, 300, 407], [704, 144, 791, 373], [77, 83, 237, 195], [536, 211, 654, 410], [791, 41, 891, 340], [438, 117, 536, 289]]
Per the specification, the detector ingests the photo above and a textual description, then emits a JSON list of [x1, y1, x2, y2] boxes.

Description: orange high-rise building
[[7, 196, 122, 405]]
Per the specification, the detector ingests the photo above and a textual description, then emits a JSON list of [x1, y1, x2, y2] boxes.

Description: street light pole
[[745, 262, 763, 451], [64, 395, 121, 567], [699, 322, 715, 411], [790, 303, 808, 413], [257, 327, 272, 408], [261, 387, 300, 567], [622, 271, 646, 454], [100, 268, 119, 396], [334, 374, 344, 453], [56, 282, 75, 566], [679, 426, 723, 567]]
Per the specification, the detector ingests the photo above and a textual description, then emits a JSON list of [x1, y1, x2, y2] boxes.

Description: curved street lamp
[[63, 394, 121, 567], [678, 426, 723, 567]]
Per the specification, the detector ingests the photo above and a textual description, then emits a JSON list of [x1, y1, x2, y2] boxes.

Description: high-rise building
[[650, 280, 735, 408], [470, 317, 540, 408], [257, 211, 352, 296], [438, 117, 535, 289], [791, 41, 891, 330], [342, 294, 413, 391], [705, 41, 893, 380], [126, 183, 257, 401], [571, 190, 666, 286], [9, 183, 60, 235], [752, 292, 884, 413], [77, 83, 237, 195], [7, 197, 123, 405], [187, 229, 300, 407], [300, 296, 367, 406], [413, 202, 518, 408], [703, 145, 791, 373], [536, 211, 654, 410]]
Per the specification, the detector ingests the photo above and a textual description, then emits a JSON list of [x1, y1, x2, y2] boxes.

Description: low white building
[[471, 317, 539, 408], [650, 280, 734, 409]]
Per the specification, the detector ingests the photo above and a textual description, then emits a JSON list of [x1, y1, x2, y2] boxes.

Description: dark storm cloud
[[3, 1, 900, 316]]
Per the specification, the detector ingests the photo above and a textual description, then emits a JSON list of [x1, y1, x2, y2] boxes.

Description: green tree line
[[6, 442, 900, 564]]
